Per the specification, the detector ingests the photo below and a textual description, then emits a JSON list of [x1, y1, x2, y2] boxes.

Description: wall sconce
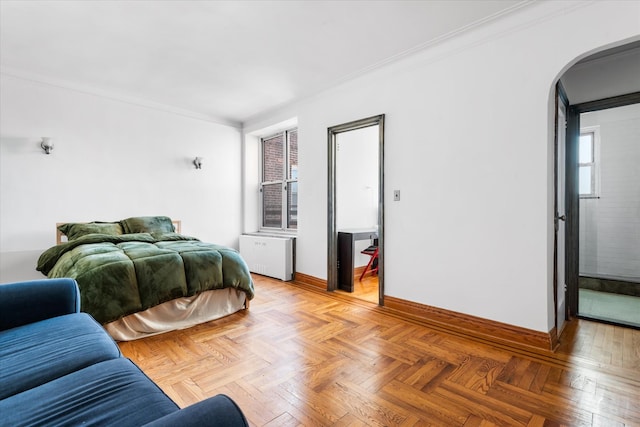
[[41, 137, 54, 154], [193, 157, 203, 169]]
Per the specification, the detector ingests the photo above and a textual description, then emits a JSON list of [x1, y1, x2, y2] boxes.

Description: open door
[[554, 83, 569, 334]]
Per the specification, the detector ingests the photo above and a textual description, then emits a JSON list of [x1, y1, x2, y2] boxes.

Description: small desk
[[338, 228, 378, 292]]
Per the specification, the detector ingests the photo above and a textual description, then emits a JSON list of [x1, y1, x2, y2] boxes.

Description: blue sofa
[[0, 278, 249, 427]]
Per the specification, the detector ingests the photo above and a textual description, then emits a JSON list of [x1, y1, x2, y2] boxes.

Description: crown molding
[[0, 66, 242, 129], [243, 0, 585, 126]]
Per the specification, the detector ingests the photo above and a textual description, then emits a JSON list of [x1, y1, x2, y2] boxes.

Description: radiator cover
[[239, 234, 295, 281]]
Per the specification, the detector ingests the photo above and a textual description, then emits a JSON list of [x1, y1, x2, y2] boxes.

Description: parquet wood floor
[[336, 271, 378, 304], [119, 274, 640, 426]]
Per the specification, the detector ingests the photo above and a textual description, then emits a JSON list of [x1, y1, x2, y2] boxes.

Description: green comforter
[[37, 233, 254, 324]]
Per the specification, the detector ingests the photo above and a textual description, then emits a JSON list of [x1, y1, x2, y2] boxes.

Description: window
[[578, 127, 599, 198], [261, 128, 298, 230]]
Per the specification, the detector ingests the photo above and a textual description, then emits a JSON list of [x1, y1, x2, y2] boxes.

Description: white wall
[[244, 1, 640, 333], [0, 74, 243, 282], [579, 104, 640, 280]]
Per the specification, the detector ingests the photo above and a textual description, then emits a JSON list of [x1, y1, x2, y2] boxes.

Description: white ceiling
[[0, 0, 527, 125]]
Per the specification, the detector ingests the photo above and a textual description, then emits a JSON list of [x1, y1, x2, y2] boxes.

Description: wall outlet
[[394, 190, 400, 201]]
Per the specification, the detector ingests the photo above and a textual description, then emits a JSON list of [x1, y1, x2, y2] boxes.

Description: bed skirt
[[104, 288, 247, 341]]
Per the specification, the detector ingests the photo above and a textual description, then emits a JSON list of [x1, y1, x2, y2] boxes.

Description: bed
[[36, 216, 254, 341]]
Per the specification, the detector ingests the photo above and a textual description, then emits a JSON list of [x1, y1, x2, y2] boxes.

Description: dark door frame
[[327, 114, 385, 304], [563, 91, 640, 318]]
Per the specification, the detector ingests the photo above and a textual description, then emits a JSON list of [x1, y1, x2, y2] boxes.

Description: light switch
[[393, 190, 400, 201]]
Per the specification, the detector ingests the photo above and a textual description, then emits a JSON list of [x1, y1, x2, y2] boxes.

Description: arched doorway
[[553, 40, 640, 333]]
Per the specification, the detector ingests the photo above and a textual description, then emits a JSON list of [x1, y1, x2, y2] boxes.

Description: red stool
[[359, 246, 379, 281]]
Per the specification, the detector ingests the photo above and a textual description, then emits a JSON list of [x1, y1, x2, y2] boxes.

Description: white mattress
[[104, 288, 247, 341]]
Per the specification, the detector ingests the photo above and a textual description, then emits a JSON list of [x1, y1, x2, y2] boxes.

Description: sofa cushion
[[0, 358, 179, 427], [0, 312, 121, 399], [0, 278, 81, 331], [142, 394, 249, 427]]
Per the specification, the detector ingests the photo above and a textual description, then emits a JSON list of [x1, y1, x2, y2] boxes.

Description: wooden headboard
[[56, 220, 182, 245]]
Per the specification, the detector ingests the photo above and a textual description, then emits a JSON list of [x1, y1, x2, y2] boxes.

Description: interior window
[[579, 128, 598, 198]]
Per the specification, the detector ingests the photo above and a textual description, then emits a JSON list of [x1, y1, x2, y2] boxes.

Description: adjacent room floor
[[579, 288, 640, 328], [336, 271, 378, 304]]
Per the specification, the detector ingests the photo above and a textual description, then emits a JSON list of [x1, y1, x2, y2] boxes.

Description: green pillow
[[58, 222, 123, 241], [121, 216, 175, 234]]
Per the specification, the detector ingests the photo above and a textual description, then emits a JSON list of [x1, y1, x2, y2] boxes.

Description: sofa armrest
[[0, 278, 81, 331], [142, 394, 249, 427]]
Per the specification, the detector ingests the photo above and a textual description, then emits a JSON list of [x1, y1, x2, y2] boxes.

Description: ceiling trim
[[243, 0, 551, 126], [0, 66, 242, 129], [344, 0, 535, 78]]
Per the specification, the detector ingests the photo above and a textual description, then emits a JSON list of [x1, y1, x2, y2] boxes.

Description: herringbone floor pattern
[[119, 274, 640, 426]]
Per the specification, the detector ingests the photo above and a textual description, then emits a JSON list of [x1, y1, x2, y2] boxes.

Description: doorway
[[553, 39, 640, 335], [562, 92, 640, 329], [327, 115, 384, 305], [574, 100, 640, 328]]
